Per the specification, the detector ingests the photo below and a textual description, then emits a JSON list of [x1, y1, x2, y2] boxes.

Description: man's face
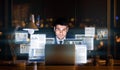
[[54, 24, 69, 40]]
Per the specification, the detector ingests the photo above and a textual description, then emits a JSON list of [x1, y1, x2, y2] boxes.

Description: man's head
[[54, 18, 69, 40]]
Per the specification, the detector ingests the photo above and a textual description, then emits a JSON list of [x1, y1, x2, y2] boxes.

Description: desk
[[0, 60, 120, 70], [0, 65, 120, 70]]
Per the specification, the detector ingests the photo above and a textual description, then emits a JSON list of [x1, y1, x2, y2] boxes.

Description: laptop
[[45, 44, 75, 65]]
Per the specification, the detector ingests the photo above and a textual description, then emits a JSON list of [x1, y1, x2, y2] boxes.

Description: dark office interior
[[0, 0, 120, 70]]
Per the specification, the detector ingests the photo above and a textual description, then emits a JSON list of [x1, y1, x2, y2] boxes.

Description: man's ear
[[67, 27, 69, 32], [54, 27, 56, 31]]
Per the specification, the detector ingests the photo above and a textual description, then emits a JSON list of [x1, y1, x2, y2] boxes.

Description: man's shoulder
[[66, 35, 75, 39]]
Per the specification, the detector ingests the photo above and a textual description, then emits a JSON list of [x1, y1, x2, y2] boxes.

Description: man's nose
[[59, 30, 63, 33]]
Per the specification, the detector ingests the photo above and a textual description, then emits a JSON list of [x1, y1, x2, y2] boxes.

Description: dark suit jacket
[[54, 33, 75, 44]]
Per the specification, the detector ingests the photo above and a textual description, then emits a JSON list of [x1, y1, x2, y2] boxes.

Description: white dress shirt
[[56, 37, 66, 44]]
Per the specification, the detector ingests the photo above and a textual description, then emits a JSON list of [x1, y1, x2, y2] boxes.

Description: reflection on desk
[[0, 65, 120, 70], [0, 60, 120, 70]]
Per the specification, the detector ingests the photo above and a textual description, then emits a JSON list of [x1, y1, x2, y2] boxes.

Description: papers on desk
[[30, 34, 46, 49], [85, 27, 95, 37], [20, 44, 29, 54], [84, 37, 94, 50], [75, 45, 87, 64], [29, 34, 46, 60]]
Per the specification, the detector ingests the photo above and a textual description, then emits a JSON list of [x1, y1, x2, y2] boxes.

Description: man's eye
[[63, 29, 66, 31], [63, 28, 68, 31], [56, 28, 60, 30]]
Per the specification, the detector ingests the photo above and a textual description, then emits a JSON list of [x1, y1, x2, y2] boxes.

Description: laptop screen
[[45, 44, 75, 65]]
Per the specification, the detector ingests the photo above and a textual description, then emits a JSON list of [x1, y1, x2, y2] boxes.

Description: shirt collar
[[56, 37, 66, 44]]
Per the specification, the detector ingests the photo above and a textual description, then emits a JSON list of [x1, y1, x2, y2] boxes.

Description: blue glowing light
[[116, 16, 119, 20]]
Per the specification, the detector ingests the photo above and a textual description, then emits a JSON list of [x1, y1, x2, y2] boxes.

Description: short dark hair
[[53, 18, 69, 27]]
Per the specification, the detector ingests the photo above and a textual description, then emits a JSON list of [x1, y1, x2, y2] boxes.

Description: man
[[53, 18, 69, 44]]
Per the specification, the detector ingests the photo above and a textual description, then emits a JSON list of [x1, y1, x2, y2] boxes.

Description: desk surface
[[0, 65, 120, 70], [0, 60, 120, 70]]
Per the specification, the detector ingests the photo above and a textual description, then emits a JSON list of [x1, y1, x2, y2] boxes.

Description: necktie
[[59, 41, 62, 44]]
